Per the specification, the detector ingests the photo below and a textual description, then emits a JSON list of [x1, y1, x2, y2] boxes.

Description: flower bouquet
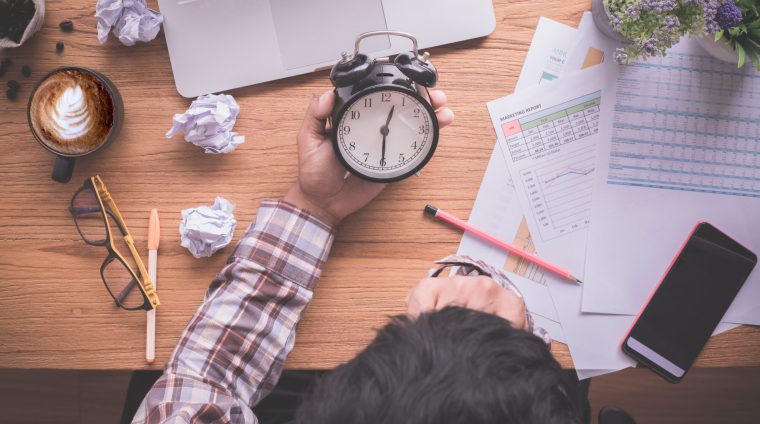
[[597, 0, 760, 69], [711, 0, 760, 69]]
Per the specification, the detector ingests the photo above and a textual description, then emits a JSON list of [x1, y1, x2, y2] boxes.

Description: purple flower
[[664, 16, 680, 30], [625, 5, 641, 19], [614, 48, 629, 64], [640, 0, 678, 13], [703, 0, 723, 34], [611, 15, 623, 30], [715, 0, 743, 30]]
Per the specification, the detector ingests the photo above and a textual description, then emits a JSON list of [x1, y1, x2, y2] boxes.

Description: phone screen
[[624, 223, 757, 382]]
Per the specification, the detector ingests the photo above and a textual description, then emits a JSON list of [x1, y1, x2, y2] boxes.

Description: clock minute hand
[[385, 105, 395, 127], [380, 105, 395, 166]]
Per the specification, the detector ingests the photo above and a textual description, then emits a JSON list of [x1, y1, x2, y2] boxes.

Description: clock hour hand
[[380, 105, 395, 166]]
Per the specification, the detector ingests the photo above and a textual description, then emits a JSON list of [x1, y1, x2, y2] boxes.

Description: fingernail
[[319, 91, 330, 105]]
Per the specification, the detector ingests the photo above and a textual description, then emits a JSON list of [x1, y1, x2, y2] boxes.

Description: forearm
[[133, 200, 335, 423]]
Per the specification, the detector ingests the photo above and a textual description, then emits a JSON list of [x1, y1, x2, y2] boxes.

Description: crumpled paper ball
[[179, 197, 237, 258], [166, 93, 246, 154], [95, 0, 163, 46]]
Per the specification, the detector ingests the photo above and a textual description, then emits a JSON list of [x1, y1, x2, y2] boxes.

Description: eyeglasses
[[69, 175, 160, 311]]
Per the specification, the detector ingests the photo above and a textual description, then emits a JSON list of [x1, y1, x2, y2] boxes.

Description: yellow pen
[[146, 209, 160, 363]]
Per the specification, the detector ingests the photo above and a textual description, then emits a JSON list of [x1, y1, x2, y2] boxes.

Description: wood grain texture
[[1, 0, 758, 370]]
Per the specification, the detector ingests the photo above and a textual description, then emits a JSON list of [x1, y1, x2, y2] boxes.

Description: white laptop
[[157, 0, 496, 97]]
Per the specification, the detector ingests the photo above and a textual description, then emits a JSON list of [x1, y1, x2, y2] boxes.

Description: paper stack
[[457, 12, 760, 379]]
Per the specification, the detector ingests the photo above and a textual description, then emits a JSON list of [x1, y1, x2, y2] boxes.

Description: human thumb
[[298, 91, 335, 148]]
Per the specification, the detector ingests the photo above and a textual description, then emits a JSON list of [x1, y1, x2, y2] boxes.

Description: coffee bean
[[7, 80, 20, 90], [1, 0, 36, 43], [56, 41, 65, 53], [59, 20, 74, 32], [6, 88, 17, 100], [21, 65, 30, 77]]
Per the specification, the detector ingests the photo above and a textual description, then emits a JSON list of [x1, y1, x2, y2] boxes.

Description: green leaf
[[715, 30, 724, 42], [730, 25, 749, 37], [744, 45, 760, 69], [736, 43, 747, 68], [747, 20, 760, 30]]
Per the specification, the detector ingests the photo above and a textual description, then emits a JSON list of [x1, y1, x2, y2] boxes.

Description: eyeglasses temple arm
[[122, 233, 159, 307]]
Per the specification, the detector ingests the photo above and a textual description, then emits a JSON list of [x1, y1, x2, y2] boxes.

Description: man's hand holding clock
[[285, 90, 454, 225]]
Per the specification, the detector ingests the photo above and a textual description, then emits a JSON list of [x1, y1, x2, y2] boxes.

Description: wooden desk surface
[[1, 0, 759, 370]]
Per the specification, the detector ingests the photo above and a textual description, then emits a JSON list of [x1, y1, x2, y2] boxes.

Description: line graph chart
[[519, 145, 595, 240], [543, 166, 595, 187]]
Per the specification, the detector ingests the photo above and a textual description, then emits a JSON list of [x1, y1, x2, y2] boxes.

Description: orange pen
[[424, 205, 582, 285], [146, 209, 160, 363]]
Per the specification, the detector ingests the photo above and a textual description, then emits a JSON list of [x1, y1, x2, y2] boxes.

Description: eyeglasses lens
[[102, 256, 145, 309], [72, 187, 107, 245]]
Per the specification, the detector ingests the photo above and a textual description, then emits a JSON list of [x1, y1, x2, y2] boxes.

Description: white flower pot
[[695, 36, 740, 64], [591, 0, 629, 43], [0, 0, 45, 49]]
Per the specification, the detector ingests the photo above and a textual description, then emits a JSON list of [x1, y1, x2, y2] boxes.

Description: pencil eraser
[[424, 205, 438, 217]]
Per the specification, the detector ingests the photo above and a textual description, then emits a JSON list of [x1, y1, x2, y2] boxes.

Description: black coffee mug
[[27, 66, 124, 183]]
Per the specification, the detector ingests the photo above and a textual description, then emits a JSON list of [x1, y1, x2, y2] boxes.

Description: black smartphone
[[622, 222, 757, 383]]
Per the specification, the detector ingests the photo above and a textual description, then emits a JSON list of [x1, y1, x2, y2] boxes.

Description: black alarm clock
[[330, 31, 439, 183]]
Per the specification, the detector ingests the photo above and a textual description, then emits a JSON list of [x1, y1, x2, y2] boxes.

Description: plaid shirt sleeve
[[132, 200, 335, 424]]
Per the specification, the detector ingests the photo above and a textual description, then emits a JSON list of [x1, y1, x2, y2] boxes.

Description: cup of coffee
[[28, 66, 123, 183]]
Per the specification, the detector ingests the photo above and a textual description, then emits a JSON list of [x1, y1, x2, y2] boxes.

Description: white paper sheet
[[457, 143, 566, 344], [583, 38, 760, 325], [456, 17, 590, 346], [486, 58, 637, 372], [514, 17, 581, 90], [457, 17, 589, 345], [488, 66, 614, 274]]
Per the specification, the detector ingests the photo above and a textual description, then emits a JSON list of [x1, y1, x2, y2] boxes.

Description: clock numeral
[[398, 153, 405, 163], [349, 141, 356, 151], [350, 111, 361, 120], [402, 97, 406, 107], [364, 98, 372, 108], [380, 158, 387, 167], [381, 93, 391, 102], [411, 141, 418, 150], [363, 153, 369, 162], [413, 108, 421, 118], [418, 125, 426, 134], [342, 126, 351, 135]]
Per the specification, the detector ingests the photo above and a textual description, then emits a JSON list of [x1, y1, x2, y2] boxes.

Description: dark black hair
[[295, 306, 581, 424]]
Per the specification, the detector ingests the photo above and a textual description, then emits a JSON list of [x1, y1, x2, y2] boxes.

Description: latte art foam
[[52, 85, 93, 140], [30, 69, 114, 155]]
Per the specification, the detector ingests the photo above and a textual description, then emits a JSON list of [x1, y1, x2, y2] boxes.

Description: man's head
[[296, 306, 581, 424]]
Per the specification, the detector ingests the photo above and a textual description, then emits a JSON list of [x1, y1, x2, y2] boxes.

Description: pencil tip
[[575, 278, 583, 285]]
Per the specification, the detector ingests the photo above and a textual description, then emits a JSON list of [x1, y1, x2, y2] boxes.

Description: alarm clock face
[[334, 86, 439, 182]]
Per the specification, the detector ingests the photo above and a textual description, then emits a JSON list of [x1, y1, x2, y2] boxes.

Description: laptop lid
[[158, 0, 495, 97]]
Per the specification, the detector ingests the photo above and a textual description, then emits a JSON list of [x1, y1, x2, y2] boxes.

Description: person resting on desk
[[132, 90, 616, 424]]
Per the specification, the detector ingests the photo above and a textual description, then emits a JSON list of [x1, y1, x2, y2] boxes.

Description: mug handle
[[52, 156, 76, 183]]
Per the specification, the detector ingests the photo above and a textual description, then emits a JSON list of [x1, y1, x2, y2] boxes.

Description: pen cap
[[148, 209, 160, 250]]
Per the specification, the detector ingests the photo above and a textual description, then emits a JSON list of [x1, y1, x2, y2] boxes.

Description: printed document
[[457, 16, 584, 346], [486, 65, 637, 372], [583, 38, 760, 324]]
